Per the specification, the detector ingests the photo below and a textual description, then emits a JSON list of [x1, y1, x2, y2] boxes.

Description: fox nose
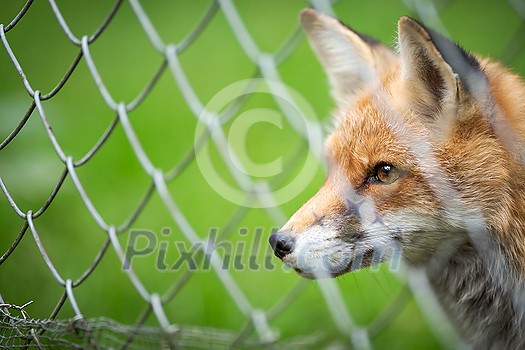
[[269, 232, 295, 259]]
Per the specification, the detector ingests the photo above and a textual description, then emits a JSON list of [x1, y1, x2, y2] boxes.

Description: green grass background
[[1, 0, 524, 348]]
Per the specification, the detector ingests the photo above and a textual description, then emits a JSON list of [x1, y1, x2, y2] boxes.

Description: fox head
[[269, 9, 525, 279]]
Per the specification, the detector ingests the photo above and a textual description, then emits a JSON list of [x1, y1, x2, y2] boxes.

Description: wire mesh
[[1, 0, 525, 349]]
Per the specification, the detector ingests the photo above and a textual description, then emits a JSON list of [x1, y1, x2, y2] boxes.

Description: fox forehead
[[325, 90, 416, 190]]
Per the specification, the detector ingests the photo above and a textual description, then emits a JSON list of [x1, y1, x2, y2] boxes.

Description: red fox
[[270, 9, 525, 348]]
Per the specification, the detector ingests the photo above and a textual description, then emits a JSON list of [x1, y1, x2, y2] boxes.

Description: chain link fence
[[1, 0, 525, 349]]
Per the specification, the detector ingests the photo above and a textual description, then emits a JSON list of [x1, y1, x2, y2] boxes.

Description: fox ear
[[397, 16, 486, 124], [300, 8, 396, 105]]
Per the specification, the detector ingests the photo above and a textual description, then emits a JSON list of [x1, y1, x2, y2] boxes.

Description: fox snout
[[269, 232, 295, 259]]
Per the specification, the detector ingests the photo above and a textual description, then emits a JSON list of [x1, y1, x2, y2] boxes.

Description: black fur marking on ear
[[410, 17, 484, 93], [416, 46, 447, 103], [336, 19, 382, 46]]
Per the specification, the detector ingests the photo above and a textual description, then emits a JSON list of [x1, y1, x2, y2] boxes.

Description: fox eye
[[373, 163, 401, 184]]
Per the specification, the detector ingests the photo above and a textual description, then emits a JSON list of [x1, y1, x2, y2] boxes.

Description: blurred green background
[[1, 0, 524, 348]]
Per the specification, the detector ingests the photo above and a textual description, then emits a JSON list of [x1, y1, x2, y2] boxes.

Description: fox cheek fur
[[269, 8, 525, 348]]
